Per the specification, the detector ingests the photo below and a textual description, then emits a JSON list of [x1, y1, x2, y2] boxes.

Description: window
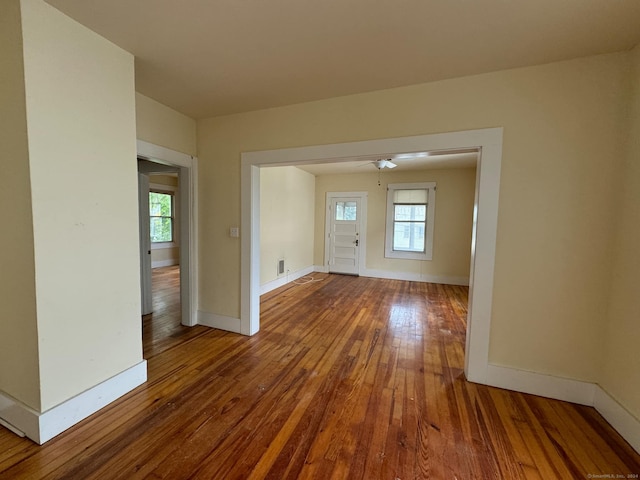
[[149, 191, 174, 243], [335, 200, 357, 221], [385, 182, 436, 260]]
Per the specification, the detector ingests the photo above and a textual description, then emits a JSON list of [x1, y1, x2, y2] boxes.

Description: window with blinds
[[385, 183, 436, 260]]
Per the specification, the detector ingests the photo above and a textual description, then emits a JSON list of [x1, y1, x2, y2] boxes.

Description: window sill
[[385, 250, 432, 261]]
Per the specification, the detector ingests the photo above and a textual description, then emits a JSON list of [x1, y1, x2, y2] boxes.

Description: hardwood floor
[[1, 269, 638, 479]]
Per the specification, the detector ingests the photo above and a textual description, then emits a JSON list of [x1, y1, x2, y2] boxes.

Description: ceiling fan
[[361, 158, 398, 186], [368, 158, 397, 169]]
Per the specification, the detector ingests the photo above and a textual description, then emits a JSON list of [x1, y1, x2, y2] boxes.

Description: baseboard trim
[[260, 265, 315, 295], [485, 364, 640, 454], [486, 364, 596, 406], [313, 265, 469, 285], [361, 268, 469, 286], [0, 361, 147, 444], [152, 259, 179, 268], [198, 311, 242, 334], [594, 386, 640, 454]]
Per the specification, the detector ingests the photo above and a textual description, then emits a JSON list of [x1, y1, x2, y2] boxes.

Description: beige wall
[[197, 52, 628, 383], [314, 167, 475, 280], [20, 0, 141, 411], [136, 92, 197, 156], [0, 0, 40, 410], [601, 44, 640, 420], [260, 166, 315, 285]]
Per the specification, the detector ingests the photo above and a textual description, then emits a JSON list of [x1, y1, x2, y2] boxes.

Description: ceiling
[[45, 0, 640, 120], [295, 150, 478, 176]]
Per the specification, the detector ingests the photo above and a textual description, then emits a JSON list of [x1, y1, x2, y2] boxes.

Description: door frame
[[241, 127, 503, 384], [324, 191, 368, 275], [137, 140, 199, 327]]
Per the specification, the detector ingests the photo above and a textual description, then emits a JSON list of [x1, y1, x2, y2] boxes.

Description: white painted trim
[[324, 191, 368, 275], [360, 268, 469, 286], [464, 134, 502, 383], [0, 394, 37, 441], [198, 311, 242, 334], [241, 164, 261, 335], [137, 140, 194, 168], [594, 386, 640, 454], [137, 140, 198, 327], [0, 361, 147, 444], [242, 128, 503, 382], [152, 259, 179, 268], [314, 264, 329, 273], [260, 265, 315, 295], [486, 364, 596, 406], [384, 182, 436, 261], [485, 364, 640, 454]]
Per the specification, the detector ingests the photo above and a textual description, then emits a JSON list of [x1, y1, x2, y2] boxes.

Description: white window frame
[[385, 182, 436, 260], [149, 183, 177, 248]]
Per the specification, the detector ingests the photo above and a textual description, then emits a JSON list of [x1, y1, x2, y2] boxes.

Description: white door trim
[[324, 191, 368, 275], [137, 140, 199, 327], [241, 127, 502, 384]]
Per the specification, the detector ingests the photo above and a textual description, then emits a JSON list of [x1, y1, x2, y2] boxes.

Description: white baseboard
[[313, 265, 469, 285], [594, 386, 640, 454], [362, 268, 469, 286], [485, 364, 640, 454], [152, 259, 179, 268], [0, 361, 147, 444], [260, 265, 315, 295], [486, 364, 596, 406], [198, 310, 242, 333]]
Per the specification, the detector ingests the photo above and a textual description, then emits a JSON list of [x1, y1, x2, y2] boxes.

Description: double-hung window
[[149, 191, 174, 243], [385, 182, 436, 260]]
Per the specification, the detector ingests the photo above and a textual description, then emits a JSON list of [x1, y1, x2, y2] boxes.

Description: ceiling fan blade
[[373, 159, 397, 169]]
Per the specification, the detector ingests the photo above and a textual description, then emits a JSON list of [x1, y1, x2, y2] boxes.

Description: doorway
[[138, 163, 181, 315], [241, 128, 503, 384], [136, 140, 198, 328]]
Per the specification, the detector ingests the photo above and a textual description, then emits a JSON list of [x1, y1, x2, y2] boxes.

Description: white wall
[[20, 0, 142, 411], [136, 92, 197, 156], [0, 0, 40, 411], [601, 44, 640, 421], [260, 166, 315, 285]]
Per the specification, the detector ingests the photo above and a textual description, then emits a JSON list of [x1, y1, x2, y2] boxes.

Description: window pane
[[335, 201, 357, 221], [393, 222, 425, 252], [394, 204, 426, 221], [150, 217, 173, 242], [149, 192, 172, 217]]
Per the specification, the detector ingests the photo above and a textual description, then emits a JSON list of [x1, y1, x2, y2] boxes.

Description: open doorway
[[241, 128, 503, 385], [138, 161, 183, 355], [136, 140, 199, 338]]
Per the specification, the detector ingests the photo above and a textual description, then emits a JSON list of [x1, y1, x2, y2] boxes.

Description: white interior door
[[328, 196, 361, 275], [138, 173, 153, 315]]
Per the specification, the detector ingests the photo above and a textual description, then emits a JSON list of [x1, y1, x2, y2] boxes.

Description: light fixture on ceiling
[[372, 158, 397, 169], [371, 158, 397, 186]]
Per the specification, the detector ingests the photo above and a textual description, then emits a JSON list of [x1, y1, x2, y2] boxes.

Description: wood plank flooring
[[1, 267, 639, 479]]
